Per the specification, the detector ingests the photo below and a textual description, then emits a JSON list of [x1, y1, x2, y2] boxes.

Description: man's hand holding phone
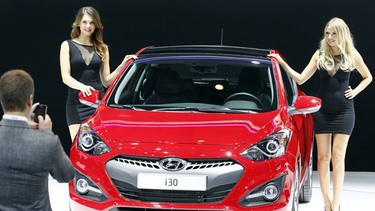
[[32, 104, 52, 131], [34, 104, 47, 123]]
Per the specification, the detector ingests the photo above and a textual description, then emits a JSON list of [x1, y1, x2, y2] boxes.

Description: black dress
[[65, 40, 105, 125], [313, 68, 355, 135]]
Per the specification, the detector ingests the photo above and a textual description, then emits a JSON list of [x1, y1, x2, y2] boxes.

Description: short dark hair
[[0, 69, 34, 112]]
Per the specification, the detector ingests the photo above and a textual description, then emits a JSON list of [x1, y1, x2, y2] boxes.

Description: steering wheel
[[224, 92, 263, 108]]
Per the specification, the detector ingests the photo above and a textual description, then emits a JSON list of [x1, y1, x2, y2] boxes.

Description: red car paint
[[69, 46, 321, 211]]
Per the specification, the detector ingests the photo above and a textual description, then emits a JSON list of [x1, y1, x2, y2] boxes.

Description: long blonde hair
[[318, 17, 356, 72], [70, 7, 107, 62]]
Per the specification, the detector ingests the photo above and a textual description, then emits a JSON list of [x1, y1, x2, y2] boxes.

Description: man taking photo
[[0, 69, 74, 210]]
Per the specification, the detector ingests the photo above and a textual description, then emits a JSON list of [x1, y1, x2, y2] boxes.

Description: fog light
[[76, 178, 89, 194], [263, 185, 278, 200], [74, 170, 108, 202], [239, 175, 285, 207]]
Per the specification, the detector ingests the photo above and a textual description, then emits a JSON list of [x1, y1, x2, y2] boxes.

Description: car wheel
[[292, 164, 300, 211], [299, 148, 313, 203]]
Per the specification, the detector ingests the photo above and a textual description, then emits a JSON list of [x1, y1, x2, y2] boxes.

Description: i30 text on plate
[[69, 45, 321, 211]]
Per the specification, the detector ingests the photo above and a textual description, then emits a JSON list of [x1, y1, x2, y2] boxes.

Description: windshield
[[108, 57, 277, 113]]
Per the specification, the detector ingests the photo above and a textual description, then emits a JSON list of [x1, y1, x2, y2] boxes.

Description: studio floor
[[49, 171, 375, 211]]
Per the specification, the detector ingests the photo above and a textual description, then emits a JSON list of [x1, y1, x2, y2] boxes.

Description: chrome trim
[[159, 157, 187, 171], [106, 156, 244, 202]]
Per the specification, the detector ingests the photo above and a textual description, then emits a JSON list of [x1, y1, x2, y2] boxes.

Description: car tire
[[292, 163, 300, 211], [299, 148, 313, 203]]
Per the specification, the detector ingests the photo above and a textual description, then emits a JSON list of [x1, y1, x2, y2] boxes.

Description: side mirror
[[78, 90, 100, 108], [289, 96, 321, 115]]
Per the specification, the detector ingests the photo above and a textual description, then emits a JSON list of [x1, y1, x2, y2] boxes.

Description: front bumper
[[106, 156, 242, 203], [69, 152, 296, 211]]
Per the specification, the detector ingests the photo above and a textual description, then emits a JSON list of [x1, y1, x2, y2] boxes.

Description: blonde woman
[[269, 17, 372, 211], [60, 7, 137, 141]]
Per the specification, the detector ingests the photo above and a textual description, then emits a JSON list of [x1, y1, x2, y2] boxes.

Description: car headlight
[[77, 123, 110, 155], [241, 129, 290, 161]]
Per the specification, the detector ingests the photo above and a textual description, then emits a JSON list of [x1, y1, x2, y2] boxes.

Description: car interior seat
[[139, 67, 161, 101], [144, 70, 189, 104], [225, 67, 271, 108]]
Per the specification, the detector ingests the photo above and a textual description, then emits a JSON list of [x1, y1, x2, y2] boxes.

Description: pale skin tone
[[60, 13, 137, 141], [269, 26, 372, 211]]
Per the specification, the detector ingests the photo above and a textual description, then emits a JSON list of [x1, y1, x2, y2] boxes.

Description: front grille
[[113, 157, 237, 171], [115, 157, 161, 170], [185, 160, 235, 170], [106, 155, 244, 204], [113, 178, 235, 203]]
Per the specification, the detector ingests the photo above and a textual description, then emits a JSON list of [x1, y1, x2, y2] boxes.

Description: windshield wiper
[[153, 107, 256, 113], [108, 104, 141, 110], [153, 107, 202, 112]]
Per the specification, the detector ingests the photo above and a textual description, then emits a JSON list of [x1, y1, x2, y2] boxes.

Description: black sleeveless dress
[[65, 40, 105, 125], [313, 68, 355, 135]]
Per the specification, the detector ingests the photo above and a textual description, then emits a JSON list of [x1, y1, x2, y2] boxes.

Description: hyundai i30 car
[[69, 45, 321, 211]]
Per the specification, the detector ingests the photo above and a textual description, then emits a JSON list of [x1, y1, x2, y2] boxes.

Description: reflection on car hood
[[88, 107, 284, 146]]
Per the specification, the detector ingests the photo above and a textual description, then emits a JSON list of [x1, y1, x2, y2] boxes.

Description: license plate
[[137, 173, 207, 191]]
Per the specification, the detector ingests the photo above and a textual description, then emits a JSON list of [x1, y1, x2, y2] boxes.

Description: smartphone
[[34, 104, 48, 123]]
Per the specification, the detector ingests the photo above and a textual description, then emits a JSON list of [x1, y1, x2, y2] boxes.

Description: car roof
[[137, 45, 271, 60]]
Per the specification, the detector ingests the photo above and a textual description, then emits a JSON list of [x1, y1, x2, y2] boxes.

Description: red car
[[69, 45, 321, 211]]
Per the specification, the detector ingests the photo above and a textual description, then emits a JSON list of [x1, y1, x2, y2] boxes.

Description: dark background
[[1, 0, 374, 171]]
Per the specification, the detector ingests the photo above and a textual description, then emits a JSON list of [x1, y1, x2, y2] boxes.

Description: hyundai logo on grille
[[159, 158, 187, 171]]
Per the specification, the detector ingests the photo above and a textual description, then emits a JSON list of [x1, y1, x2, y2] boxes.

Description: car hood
[[88, 107, 285, 146]]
